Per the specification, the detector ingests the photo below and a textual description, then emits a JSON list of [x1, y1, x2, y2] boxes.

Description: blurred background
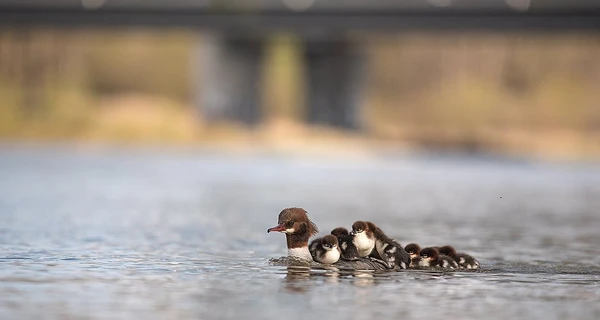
[[2, 1, 600, 319], [1, 0, 598, 159]]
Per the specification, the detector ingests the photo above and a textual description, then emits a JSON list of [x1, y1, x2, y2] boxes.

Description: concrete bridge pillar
[[197, 34, 263, 125], [304, 40, 366, 130], [197, 34, 366, 129]]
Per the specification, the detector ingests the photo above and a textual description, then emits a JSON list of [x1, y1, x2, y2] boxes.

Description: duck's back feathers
[[332, 257, 392, 271]]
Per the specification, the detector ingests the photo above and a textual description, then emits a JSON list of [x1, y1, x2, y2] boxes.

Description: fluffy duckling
[[309, 235, 341, 264]]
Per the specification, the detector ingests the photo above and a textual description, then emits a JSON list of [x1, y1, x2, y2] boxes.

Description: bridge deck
[[1, 0, 599, 31]]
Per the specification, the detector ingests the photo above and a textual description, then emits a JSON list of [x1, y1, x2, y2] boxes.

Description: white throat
[[353, 232, 375, 257], [317, 248, 340, 264], [418, 257, 433, 267], [288, 247, 313, 262]]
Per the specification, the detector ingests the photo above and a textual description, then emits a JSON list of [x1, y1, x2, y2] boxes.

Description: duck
[[350, 221, 410, 269], [404, 243, 422, 268], [330, 227, 360, 261], [309, 235, 341, 264], [267, 208, 392, 270], [418, 247, 458, 269], [438, 245, 480, 270]]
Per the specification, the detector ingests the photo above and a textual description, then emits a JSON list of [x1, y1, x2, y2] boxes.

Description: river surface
[[0, 145, 599, 319]]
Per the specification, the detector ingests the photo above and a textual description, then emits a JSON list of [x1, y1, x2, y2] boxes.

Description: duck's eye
[[285, 221, 294, 228], [422, 255, 428, 258]]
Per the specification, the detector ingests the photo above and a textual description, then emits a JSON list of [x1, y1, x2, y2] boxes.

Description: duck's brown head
[[267, 207, 318, 249], [321, 235, 339, 251], [420, 247, 440, 263], [438, 245, 458, 258], [405, 243, 421, 259], [350, 221, 369, 235], [330, 227, 350, 237]]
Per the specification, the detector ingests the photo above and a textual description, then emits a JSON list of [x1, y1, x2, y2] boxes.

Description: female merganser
[[404, 243, 421, 268], [267, 208, 391, 270], [350, 221, 410, 269], [330, 227, 360, 261], [309, 235, 341, 264], [438, 245, 480, 270], [418, 247, 458, 269], [267, 207, 319, 262]]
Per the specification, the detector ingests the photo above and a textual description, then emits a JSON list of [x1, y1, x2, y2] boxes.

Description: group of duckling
[[310, 220, 479, 270]]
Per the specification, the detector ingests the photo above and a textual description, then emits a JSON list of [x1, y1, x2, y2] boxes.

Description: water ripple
[[1, 148, 600, 319]]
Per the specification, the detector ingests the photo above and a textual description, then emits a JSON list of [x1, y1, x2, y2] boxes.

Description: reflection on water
[[0, 146, 600, 319], [283, 266, 384, 292]]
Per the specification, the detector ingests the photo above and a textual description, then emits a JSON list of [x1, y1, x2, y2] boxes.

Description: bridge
[[2, 0, 599, 129]]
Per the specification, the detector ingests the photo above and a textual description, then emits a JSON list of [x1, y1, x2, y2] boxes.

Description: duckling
[[330, 227, 360, 261], [418, 247, 458, 269], [351, 221, 410, 269], [405, 243, 422, 268], [309, 235, 341, 264], [438, 245, 480, 270]]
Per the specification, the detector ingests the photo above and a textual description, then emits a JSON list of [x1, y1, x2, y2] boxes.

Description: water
[[1, 146, 599, 319]]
